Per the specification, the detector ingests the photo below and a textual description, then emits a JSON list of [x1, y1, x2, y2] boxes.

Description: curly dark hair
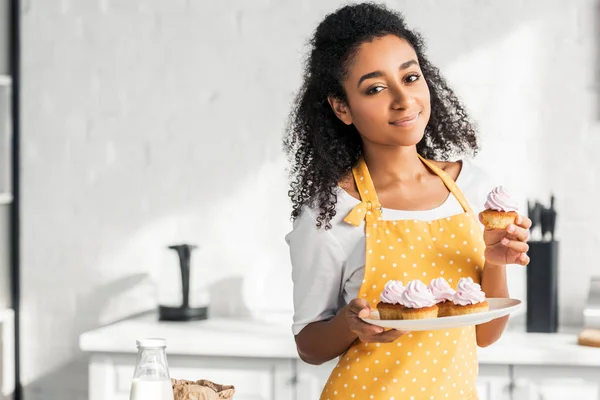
[[283, 2, 479, 229]]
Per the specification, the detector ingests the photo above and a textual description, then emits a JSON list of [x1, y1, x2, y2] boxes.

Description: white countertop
[[79, 313, 600, 367], [0, 194, 12, 205]]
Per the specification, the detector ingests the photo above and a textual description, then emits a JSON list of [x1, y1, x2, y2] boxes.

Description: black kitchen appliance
[[158, 244, 208, 321]]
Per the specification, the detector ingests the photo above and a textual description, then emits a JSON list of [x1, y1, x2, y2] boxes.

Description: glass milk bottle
[[129, 338, 175, 400]]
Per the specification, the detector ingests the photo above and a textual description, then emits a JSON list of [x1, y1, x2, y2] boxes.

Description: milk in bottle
[[129, 338, 174, 400]]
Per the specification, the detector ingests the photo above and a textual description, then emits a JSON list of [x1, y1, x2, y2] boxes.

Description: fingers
[[501, 238, 529, 253], [516, 252, 530, 266], [353, 321, 385, 336], [506, 223, 529, 242], [348, 314, 384, 335], [346, 299, 381, 334], [348, 298, 371, 318], [346, 299, 410, 341], [515, 215, 532, 230]]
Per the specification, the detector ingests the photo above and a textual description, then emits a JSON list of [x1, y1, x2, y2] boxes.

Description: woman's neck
[[362, 145, 430, 186]]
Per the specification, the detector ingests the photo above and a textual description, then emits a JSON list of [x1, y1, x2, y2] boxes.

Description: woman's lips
[[389, 113, 420, 127]]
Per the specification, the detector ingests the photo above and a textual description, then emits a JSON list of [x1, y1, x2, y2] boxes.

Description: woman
[[283, 3, 530, 399]]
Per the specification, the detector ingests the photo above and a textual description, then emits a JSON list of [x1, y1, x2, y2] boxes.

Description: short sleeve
[[285, 207, 347, 336]]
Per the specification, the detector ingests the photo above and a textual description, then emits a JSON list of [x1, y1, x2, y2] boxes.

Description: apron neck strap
[[351, 157, 383, 220], [417, 155, 474, 215], [351, 155, 474, 218]]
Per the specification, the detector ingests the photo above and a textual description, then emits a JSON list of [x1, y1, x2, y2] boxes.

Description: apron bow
[[343, 200, 381, 226]]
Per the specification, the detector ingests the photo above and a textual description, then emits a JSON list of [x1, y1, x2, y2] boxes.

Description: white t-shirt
[[285, 159, 498, 335]]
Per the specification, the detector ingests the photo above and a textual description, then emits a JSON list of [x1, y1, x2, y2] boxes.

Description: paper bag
[[578, 329, 600, 348], [171, 378, 235, 400]]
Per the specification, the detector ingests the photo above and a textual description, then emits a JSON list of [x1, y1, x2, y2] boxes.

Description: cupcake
[[398, 280, 438, 320], [448, 277, 489, 316], [376, 280, 406, 320], [428, 277, 456, 317], [481, 186, 519, 229]]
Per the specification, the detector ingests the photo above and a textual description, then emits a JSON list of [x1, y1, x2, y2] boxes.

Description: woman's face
[[330, 34, 431, 148]]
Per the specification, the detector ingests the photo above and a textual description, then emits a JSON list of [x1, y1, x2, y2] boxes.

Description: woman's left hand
[[479, 213, 531, 266]]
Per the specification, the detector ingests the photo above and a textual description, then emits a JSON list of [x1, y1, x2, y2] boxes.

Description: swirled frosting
[[484, 186, 518, 212], [379, 280, 406, 304], [428, 277, 456, 303], [452, 277, 486, 306], [399, 280, 437, 308]]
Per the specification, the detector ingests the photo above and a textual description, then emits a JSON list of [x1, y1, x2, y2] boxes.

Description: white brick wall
[[20, 0, 599, 398], [0, 0, 9, 75]]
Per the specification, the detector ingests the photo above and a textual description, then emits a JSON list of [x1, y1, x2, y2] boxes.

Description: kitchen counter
[[79, 312, 600, 367]]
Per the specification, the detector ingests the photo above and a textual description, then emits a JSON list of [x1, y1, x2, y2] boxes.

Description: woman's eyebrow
[[357, 59, 419, 87]]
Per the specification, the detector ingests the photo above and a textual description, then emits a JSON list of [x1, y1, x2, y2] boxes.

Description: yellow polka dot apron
[[321, 155, 485, 400]]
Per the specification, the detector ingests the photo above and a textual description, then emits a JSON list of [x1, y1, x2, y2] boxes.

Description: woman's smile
[[389, 112, 420, 128]]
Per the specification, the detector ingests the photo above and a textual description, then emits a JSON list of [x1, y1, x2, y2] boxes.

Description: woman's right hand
[[345, 298, 409, 343]]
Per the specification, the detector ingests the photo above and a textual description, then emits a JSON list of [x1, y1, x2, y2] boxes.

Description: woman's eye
[[405, 73, 421, 83], [366, 86, 385, 95]]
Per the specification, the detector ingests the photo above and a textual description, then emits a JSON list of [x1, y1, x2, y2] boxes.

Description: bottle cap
[[136, 338, 167, 348]]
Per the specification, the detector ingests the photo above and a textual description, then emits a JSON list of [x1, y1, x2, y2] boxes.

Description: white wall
[[0, 0, 9, 75], [20, 0, 600, 398], [0, 0, 11, 330]]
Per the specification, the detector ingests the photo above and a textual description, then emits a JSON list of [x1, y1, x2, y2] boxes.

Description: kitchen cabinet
[[294, 360, 336, 400], [511, 365, 600, 400], [89, 353, 295, 400], [0, 309, 13, 400], [79, 316, 600, 400], [88, 355, 600, 400], [476, 365, 511, 400]]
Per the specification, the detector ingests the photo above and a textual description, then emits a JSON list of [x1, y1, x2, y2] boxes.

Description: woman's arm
[[296, 299, 406, 365], [476, 214, 531, 347], [287, 210, 397, 364], [295, 306, 358, 365], [476, 262, 509, 347]]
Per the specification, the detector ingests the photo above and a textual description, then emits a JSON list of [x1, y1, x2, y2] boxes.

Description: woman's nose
[[390, 87, 416, 110]]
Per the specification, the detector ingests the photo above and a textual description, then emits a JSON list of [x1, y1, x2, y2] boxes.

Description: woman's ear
[[328, 96, 353, 125]]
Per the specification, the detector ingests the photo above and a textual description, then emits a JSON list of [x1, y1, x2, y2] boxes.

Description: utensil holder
[[526, 240, 559, 333]]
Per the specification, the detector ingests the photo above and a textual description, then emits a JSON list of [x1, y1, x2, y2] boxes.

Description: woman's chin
[[389, 130, 426, 147]]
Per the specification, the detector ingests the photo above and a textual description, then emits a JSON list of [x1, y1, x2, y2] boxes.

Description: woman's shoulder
[[429, 158, 498, 210], [427, 158, 492, 185], [428, 159, 462, 181], [337, 172, 359, 199], [285, 190, 364, 252]]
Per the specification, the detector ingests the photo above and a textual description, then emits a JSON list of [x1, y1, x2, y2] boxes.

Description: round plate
[[361, 298, 521, 331]]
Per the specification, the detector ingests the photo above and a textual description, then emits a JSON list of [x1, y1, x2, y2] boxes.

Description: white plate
[[361, 298, 521, 331]]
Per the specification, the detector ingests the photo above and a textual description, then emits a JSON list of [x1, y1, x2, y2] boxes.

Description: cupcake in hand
[[481, 186, 519, 229], [376, 280, 406, 320], [399, 280, 438, 320], [428, 277, 456, 317], [448, 277, 489, 316]]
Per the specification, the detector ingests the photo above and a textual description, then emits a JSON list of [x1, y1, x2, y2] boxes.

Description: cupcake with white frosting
[[399, 280, 439, 320], [481, 186, 519, 229], [428, 277, 456, 317], [376, 280, 406, 320], [448, 277, 489, 316]]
